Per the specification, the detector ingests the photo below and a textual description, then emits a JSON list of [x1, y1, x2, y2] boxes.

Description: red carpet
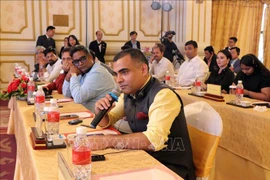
[[0, 100, 16, 180]]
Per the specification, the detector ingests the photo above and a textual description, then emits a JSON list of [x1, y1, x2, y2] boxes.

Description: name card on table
[[207, 84, 221, 96]]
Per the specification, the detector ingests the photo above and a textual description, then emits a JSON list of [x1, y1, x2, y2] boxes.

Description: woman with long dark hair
[[67, 35, 80, 47], [204, 49, 235, 93], [234, 54, 270, 101]]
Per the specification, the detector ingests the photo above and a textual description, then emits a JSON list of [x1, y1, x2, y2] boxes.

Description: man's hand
[[62, 62, 72, 73], [94, 94, 115, 115], [65, 71, 72, 82], [149, 55, 155, 64], [69, 65, 82, 75]]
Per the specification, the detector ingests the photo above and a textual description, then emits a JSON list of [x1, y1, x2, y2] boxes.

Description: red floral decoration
[[0, 76, 29, 100], [136, 112, 149, 120]]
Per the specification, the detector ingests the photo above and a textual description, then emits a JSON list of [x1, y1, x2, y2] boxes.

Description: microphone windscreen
[[111, 88, 121, 97]]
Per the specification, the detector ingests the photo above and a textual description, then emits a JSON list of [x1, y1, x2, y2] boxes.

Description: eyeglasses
[[72, 56, 87, 66]]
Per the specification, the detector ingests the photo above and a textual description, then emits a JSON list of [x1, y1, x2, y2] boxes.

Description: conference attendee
[[149, 43, 174, 82], [89, 30, 107, 63], [36, 26, 56, 49], [204, 50, 235, 93], [161, 31, 184, 63], [43, 47, 72, 94], [90, 48, 196, 179], [62, 45, 116, 112], [59, 37, 68, 59], [68, 35, 80, 47], [234, 54, 270, 102], [229, 47, 241, 74], [124, 31, 141, 50], [203, 46, 218, 72], [225, 37, 237, 51], [33, 46, 48, 80], [177, 40, 208, 86], [40, 47, 62, 82]]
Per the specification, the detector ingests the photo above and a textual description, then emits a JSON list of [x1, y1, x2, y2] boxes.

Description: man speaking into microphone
[[90, 49, 195, 180]]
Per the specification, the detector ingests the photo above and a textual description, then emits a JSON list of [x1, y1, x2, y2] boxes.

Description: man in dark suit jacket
[[89, 30, 107, 63], [124, 31, 141, 50], [36, 26, 56, 50]]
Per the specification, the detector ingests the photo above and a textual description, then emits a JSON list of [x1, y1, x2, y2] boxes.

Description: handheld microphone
[[90, 89, 121, 129]]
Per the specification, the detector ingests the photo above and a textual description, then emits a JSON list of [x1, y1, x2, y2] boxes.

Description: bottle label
[[47, 111, 60, 122], [72, 149, 91, 165], [195, 81, 201, 86], [165, 76, 170, 81], [28, 85, 35, 91], [36, 96, 45, 103], [236, 88, 243, 94]]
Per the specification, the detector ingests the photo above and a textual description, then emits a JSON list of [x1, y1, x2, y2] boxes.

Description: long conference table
[[7, 93, 181, 180], [7, 90, 270, 180], [176, 90, 270, 180]]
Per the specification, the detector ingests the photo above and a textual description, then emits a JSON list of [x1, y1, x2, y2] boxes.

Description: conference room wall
[[0, 0, 211, 89]]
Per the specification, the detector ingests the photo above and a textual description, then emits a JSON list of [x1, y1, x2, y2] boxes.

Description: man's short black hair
[[185, 40, 198, 48], [69, 45, 95, 60], [44, 46, 57, 56], [204, 46, 214, 53], [61, 47, 72, 55], [230, 46, 240, 55], [46, 26, 55, 32], [130, 31, 138, 36], [229, 37, 238, 43], [113, 48, 149, 69], [121, 45, 131, 50]]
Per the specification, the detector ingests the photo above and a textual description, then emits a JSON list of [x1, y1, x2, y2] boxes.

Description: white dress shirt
[[177, 55, 208, 86], [44, 58, 62, 82], [149, 57, 175, 82]]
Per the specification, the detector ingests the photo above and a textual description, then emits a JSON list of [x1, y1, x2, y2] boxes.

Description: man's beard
[[49, 59, 57, 66]]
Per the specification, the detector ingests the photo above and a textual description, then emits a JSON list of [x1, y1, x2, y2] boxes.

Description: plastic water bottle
[[165, 70, 171, 86], [235, 80, 244, 104], [35, 86, 45, 115], [47, 99, 60, 135], [72, 127, 91, 180], [195, 76, 202, 93], [27, 78, 35, 103]]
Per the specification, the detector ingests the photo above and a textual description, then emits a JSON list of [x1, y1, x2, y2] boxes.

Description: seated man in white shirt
[[39, 47, 62, 82], [149, 43, 175, 82], [177, 40, 208, 86]]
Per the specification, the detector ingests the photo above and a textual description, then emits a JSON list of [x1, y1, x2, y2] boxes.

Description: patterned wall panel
[[99, 1, 124, 35], [139, 1, 161, 37], [0, 0, 35, 41]]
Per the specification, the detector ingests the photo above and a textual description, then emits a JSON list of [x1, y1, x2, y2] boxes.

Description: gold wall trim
[[46, 1, 76, 38], [181, 1, 184, 42], [0, 0, 35, 41], [204, 1, 206, 42], [139, 1, 160, 37], [197, 3, 200, 41], [79, 1, 82, 41], [92, 0, 95, 40], [0, 60, 30, 83], [0, 0, 27, 34], [191, 1, 194, 40], [1, 54, 34, 56], [39, 1, 42, 36], [99, 1, 124, 36]]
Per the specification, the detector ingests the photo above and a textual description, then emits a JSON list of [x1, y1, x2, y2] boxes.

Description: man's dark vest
[[124, 77, 195, 179]]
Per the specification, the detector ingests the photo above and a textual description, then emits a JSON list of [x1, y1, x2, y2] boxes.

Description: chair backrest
[[184, 101, 223, 178]]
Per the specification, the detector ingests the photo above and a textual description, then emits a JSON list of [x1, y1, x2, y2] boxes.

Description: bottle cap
[[238, 80, 242, 84], [37, 85, 43, 90], [76, 127, 87, 134], [50, 99, 57, 104]]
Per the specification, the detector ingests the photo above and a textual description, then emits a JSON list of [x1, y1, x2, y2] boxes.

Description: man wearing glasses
[[62, 45, 116, 112]]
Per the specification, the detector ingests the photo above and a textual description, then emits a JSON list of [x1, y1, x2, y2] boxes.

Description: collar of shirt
[[130, 76, 151, 99], [82, 62, 95, 76], [97, 41, 102, 45], [188, 55, 199, 62]]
